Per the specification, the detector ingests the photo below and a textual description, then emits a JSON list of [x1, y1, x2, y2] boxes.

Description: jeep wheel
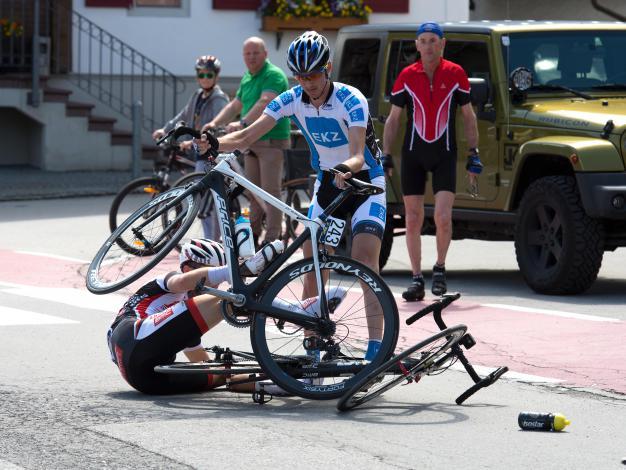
[[514, 176, 605, 295]]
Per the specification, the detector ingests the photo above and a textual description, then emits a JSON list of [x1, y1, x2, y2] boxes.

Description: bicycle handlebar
[[405, 292, 461, 326], [328, 168, 385, 196]]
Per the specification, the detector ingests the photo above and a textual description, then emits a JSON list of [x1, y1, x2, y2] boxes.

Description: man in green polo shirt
[[206, 36, 290, 245]]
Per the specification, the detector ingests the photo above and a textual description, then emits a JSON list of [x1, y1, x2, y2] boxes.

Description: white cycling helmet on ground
[[179, 238, 225, 269], [287, 30, 331, 75]]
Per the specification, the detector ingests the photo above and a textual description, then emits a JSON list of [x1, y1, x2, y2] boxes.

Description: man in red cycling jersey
[[383, 22, 482, 301]]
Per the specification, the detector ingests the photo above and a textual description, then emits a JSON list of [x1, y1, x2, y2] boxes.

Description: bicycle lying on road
[[155, 293, 508, 408], [337, 293, 509, 411], [86, 126, 400, 400]]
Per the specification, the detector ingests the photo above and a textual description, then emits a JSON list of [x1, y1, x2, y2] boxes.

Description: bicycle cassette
[[221, 300, 252, 328]]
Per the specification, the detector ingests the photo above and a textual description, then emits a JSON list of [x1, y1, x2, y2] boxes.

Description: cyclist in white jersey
[[197, 31, 388, 361]]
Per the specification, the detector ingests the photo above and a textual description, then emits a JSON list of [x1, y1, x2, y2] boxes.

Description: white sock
[[206, 265, 230, 287]]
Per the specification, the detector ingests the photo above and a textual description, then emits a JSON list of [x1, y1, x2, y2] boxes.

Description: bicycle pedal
[[460, 333, 476, 350], [252, 390, 273, 405]]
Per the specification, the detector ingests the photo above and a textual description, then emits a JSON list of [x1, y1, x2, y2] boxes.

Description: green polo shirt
[[236, 60, 290, 141]]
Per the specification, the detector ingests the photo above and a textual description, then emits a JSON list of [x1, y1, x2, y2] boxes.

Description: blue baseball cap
[[417, 22, 443, 38]]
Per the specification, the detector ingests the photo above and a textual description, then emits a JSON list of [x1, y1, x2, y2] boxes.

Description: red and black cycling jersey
[[390, 58, 471, 157], [110, 273, 186, 330]]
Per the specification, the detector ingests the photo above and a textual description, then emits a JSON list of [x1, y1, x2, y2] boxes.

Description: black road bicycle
[[337, 293, 509, 411], [86, 126, 400, 400]]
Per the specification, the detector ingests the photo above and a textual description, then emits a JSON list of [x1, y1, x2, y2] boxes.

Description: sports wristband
[[381, 154, 394, 169]]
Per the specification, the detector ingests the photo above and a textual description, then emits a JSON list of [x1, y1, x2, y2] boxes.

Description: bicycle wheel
[[283, 179, 312, 241], [87, 186, 201, 294], [250, 255, 399, 400], [154, 361, 264, 376], [109, 176, 170, 254], [337, 325, 467, 411]]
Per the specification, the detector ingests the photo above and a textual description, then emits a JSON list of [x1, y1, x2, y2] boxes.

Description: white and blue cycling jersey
[[264, 81, 384, 183], [264, 82, 387, 239]]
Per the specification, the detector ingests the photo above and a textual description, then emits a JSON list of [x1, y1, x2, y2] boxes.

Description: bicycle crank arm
[[200, 286, 246, 307]]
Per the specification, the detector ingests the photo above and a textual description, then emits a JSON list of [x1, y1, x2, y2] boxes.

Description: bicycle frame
[[204, 153, 356, 331], [128, 151, 357, 332]]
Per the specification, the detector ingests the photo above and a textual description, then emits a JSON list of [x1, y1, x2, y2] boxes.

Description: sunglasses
[[294, 69, 326, 81], [197, 72, 216, 79]]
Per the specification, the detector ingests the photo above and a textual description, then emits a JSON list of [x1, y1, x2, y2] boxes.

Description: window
[[385, 40, 417, 97], [445, 41, 490, 80], [504, 31, 626, 89], [337, 38, 380, 98], [385, 39, 490, 97], [135, 0, 181, 5]]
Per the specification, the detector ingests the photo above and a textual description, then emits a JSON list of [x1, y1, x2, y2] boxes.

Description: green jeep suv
[[333, 21, 626, 294]]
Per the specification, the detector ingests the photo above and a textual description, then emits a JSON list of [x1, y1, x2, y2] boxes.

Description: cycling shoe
[[402, 276, 425, 301], [431, 264, 447, 296]]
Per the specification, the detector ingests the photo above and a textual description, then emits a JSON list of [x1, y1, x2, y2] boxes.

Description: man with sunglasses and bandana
[[196, 31, 387, 363], [152, 55, 229, 241]]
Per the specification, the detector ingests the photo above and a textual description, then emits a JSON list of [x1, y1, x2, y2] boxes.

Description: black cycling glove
[[202, 130, 220, 159], [381, 154, 395, 170], [466, 149, 483, 175]]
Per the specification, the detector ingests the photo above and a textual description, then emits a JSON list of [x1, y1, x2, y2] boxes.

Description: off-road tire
[[514, 175, 605, 295]]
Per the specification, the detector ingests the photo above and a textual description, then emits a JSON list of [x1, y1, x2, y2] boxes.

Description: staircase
[[0, 0, 180, 171], [0, 75, 158, 170]]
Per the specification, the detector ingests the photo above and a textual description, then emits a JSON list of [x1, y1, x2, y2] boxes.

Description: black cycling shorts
[[108, 298, 214, 395], [401, 151, 457, 196]]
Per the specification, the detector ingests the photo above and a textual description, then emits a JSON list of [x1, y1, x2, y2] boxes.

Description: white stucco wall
[[73, 0, 469, 78]]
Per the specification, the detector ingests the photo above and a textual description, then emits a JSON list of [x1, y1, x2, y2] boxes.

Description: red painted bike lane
[[395, 297, 626, 395], [2, 249, 625, 395]]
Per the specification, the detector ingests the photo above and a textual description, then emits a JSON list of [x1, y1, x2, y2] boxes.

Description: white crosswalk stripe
[[0, 306, 79, 326]]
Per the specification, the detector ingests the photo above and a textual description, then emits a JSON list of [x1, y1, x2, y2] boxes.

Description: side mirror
[[469, 77, 489, 106], [469, 77, 494, 122]]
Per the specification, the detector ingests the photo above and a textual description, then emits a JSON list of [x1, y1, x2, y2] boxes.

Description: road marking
[[15, 250, 89, 264], [0, 281, 126, 312], [451, 363, 563, 384], [0, 306, 79, 326], [482, 303, 621, 323]]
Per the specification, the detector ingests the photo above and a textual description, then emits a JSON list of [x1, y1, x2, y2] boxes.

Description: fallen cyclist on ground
[[107, 237, 301, 396]]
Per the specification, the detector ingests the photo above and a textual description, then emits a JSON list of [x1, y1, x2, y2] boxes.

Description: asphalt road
[[1, 196, 625, 469]]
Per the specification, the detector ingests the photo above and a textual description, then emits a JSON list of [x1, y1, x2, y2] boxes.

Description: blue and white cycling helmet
[[179, 238, 225, 269], [287, 31, 330, 75]]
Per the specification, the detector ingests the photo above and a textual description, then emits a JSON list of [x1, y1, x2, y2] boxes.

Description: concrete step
[[66, 101, 95, 117], [88, 115, 117, 132], [111, 129, 132, 146], [43, 87, 72, 103]]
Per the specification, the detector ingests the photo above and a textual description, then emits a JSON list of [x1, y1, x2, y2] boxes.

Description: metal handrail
[[53, 3, 182, 131]]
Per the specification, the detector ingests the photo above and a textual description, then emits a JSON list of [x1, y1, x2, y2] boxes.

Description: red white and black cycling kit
[[390, 58, 471, 195], [107, 273, 214, 394]]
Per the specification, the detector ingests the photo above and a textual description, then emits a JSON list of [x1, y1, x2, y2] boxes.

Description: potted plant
[[260, 0, 370, 32]]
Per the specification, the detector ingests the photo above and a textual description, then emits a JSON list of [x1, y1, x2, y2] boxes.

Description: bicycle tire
[[251, 255, 399, 400], [337, 325, 467, 411], [86, 185, 201, 294], [108, 176, 170, 254], [154, 361, 264, 376]]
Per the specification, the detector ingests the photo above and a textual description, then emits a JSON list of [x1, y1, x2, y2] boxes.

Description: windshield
[[502, 31, 626, 90]]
